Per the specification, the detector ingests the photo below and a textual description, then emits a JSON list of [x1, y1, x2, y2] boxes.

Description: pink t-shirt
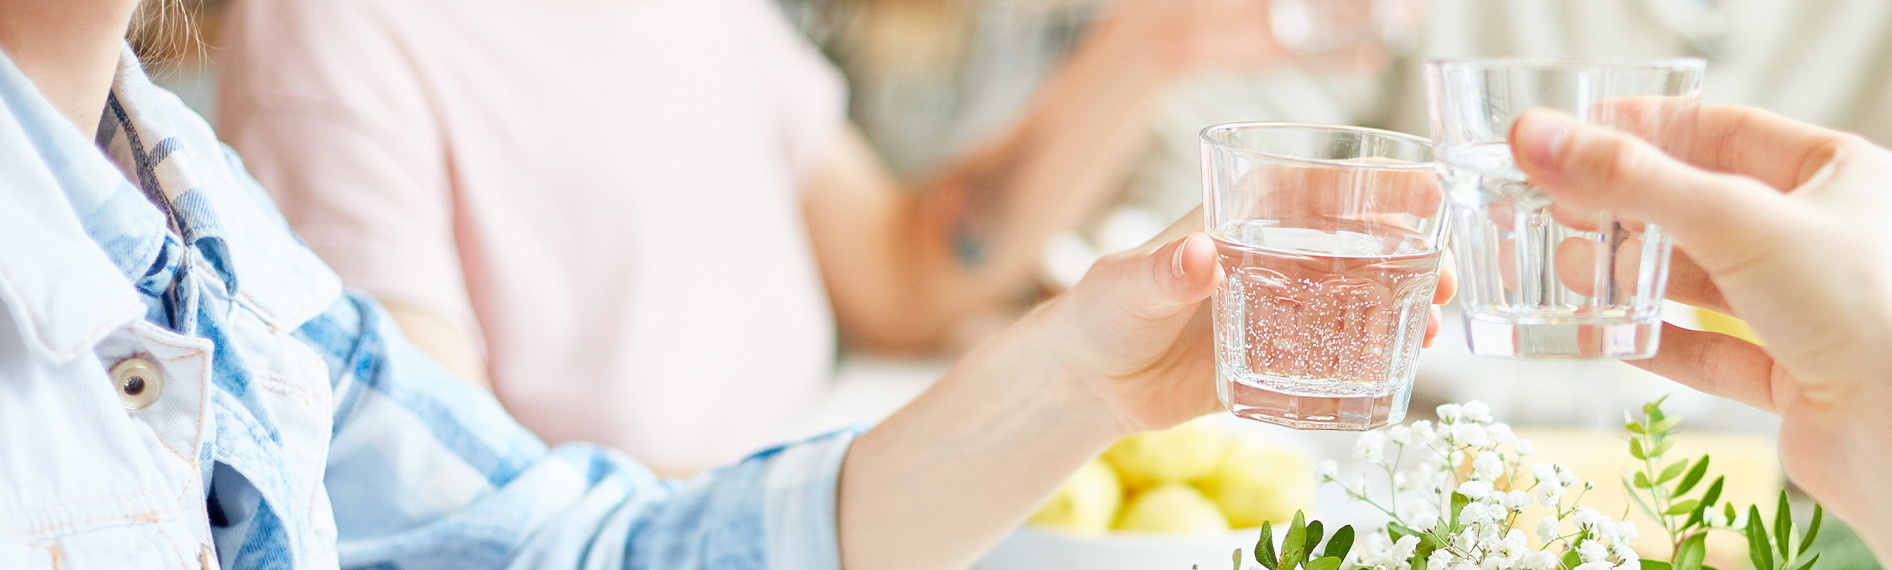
[[218, 0, 844, 473]]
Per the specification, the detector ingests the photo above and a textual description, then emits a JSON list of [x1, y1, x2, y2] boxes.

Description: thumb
[[1510, 109, 1793, 275], [1058, 232, 1221, 363]]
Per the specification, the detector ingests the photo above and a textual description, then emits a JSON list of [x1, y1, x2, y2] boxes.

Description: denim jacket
[[0, 47, 853, 570]]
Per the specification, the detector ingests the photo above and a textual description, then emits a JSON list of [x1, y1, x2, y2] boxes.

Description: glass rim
[[1198, 122, 1435, 171], [1423, 57, 1706, 72]]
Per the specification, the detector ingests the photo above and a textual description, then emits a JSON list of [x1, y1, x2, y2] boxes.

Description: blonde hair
[[128, 0, 205, 67]]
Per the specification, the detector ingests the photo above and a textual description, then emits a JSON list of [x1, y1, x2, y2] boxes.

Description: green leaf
[[1234, 549, 1244, 570], [1281, 512, 1308, 570], [1674, 456, 1712, 496], [1626, 422, 1647, 434], [1450, 492, 1470, 528], [1698, 478, 1726, 512], [1630, 438, 1649, 460], [1676, 532, 1708, 570], [1626, 475, 1664, 522], [1798, 504, 1824, 555], [1634, 471, 1655, 489], [1325, 525, 1356, 561], [1411, 544, 1430, 570], [1642, 561, 1674, 570], [1776, 491, 1794, 558], [1667, 499, 1702, 516], [1748, 505, 1775, 570], [1307, 556, 1344, 570], [1658, 459, 1690, 485], [1652, 415, 1683, 433], [1256, 521, 1277, 569], [1786, 553, 1821, 570], [1303, 520, 1324, 561], [1725, 503, 1738, 526], [1651, 436, 1678, 458]]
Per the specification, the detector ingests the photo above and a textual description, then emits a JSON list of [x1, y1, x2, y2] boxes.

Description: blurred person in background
[[213, 0, 1334, 477]]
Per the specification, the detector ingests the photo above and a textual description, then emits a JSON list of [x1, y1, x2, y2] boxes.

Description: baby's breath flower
[[1390, 535, 1421, 563], [1452, 423, 1490, 447], [1535, 483, 1566, 508], [1430, 549, 1458, 569], [1555, 464, 1579, 487], [1437, 404, 1464, 423], [1410, 420, 1437, 445], [1460, 502, 1494, 526], [1317, 460, 1339, 482], [1573, 508, 1607, 533], [1578, 539, 1609, 564], [1529, 463, 1557, 485], [1487, 423, 1516, 444], [1613, 543, 1639, 566], [1575, 562, 1614, 570], [1356, 431, 1388, 464], [1463, 401, 1493, 423], [1521, 551, 1558, 570], [1473, 451, 1505, 481], [1537, 517, 1560, 543], [1389, 425, 1414, 446], [1514, 438, 1535, 456], [1458, 480, 1495, 500], [1506, 490, 1532, 512], [1616, 521, 1639, 542]]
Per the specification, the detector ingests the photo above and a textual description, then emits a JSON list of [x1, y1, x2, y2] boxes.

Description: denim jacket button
[[109, 357, 163, 411]]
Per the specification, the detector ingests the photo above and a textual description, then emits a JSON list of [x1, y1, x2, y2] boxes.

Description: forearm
[[836, 308, 1127, 569]]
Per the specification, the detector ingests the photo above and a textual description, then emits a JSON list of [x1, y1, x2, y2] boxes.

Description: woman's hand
[[1510, 105, 1892, 557]]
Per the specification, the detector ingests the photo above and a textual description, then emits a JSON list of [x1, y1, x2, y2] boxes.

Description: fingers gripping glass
[[1425, 59, 1705, 359], [1202, 123, 1447, 431]]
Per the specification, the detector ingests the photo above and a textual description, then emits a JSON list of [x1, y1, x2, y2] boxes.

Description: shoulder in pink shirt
[[218, 0, 847, 474]]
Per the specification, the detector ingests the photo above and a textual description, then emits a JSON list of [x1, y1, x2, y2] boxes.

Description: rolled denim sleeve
[[295, 291, 856, 570]]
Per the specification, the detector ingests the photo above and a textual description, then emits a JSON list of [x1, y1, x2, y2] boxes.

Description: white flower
[[1357, 531, 1392, 566], [1530, 463, 1558, 485], [1430, 550, 1458, 569], [1390, 535, 1421, 563], [1613, 543, 1640, 566], [1514, 438, 1535, 456], [1389, 425, 1414, 446], [1535, 482, 1567, 507], [1578, 539, 1609, 563], [1459, 502, 1494, 526], [1487, 423, 1516, 444], [1356, 431, 1388, 464], [1576, 562, 1615, 570], [1537, 517, 1561, 543], [1438, 404, 1464, 423], [1617, 521, 1639, 542], [1507, 490, 1533, 512], [1616, 559, 1643, 570], [1450, 561, 1481, 570], [1451, 423, 1490, 447], [1317, 460, 1339, 482], [1473, 451, 1505, 481], [1458, 480, 1495, 500], [1410, 421, 1437, 445], [1521, 551, 1558, 570], [1401, 501, 1440, 531], [1464, 401, 1493, 423], [1489, 529, 1530, 568], [1573, 508, 1607, 533], [1555, 464, 1579, 487]]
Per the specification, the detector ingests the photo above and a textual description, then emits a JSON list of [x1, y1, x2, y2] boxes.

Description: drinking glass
[[1202, 123, 1446, 431], [1426, 59, 1704, 359]]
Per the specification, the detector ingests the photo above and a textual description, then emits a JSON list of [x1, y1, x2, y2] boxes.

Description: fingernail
[[1514, 111, 1569, 168], [1170, 237, 1190, 280]]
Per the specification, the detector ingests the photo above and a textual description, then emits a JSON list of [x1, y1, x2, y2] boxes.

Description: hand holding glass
[[1426, 59, 1705, 359], [1202, 123, 1446, 431]]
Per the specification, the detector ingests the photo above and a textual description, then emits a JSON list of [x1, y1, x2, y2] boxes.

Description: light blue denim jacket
[[0, 47, 854, 570]]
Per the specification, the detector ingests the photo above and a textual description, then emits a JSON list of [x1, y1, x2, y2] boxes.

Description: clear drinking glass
[[1202, 123, 1446, 431], [1425, 59, 1704, 359]]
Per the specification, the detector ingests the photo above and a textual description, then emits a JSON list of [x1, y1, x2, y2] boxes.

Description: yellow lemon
[[1696, 308, 1762, 344], [1104, 415, 1228, 490], [1197, 438, 1316, 529], [1026, 457, 1123, 535], [1115, 482, 1232, 534]]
